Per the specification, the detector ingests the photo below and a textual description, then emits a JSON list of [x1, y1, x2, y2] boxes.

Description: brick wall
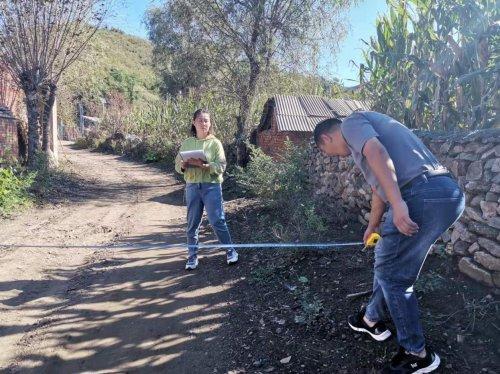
[[256, 114, 311, 157]]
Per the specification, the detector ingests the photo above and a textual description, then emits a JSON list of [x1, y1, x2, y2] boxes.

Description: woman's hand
[[186, 158, 208, 169]]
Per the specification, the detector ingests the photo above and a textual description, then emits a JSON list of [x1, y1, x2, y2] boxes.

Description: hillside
[[58, 28, 160, 126]]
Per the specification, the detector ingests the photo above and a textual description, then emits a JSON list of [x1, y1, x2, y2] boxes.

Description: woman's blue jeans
[[185, 183, 234, 257], [365, 174, 465, 353]]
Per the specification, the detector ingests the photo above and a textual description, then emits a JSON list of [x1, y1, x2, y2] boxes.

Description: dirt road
[[0, 143, 242, 373]]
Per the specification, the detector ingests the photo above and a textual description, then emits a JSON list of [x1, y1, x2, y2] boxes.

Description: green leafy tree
[[148, 0, 357, 165], [0, 0, 108, 166]]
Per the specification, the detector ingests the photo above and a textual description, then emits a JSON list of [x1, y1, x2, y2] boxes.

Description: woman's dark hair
[[191, 108, 214, 136]]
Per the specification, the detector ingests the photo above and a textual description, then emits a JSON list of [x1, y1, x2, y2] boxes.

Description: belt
[[401, 169, 453, 191]]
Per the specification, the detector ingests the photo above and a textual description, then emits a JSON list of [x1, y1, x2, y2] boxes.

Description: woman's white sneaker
[[227, 250, 238, 265], [185, 256, 199, 270]]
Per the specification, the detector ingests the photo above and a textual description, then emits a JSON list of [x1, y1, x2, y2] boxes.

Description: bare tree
[[152, 0, 354, 165], [0, 0, 108, 166]]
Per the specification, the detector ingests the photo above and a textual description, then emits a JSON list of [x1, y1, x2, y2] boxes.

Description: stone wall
[[308, 129, 500, 290]]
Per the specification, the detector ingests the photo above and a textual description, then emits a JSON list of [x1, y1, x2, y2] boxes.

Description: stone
[[487, 217, 500, 230], [453, 241, 469, 256], [492, 158, 500, 173], [474, 251, 500, 271], [450, 159, 469, 177], [450, 144, 464, 155], [470, 195, 483, 207], [493, 272, 500, 288], [464, 206, 486, 222], [484, 170, 493, 182], [469, 143, 489, 153], [485, 192, 499, 202], [458, 257, 493, 287], [495, 144, 500, 157], [480, 201, 498, 219], [474, 144, 494, 154], [469, 221, 499, 239], [459, 153, 478, 161], [478, 237, 500, 257], [481, 148, 496, 160], [462, 230, 477, 243], [441, 230, 451, 243], [491, 184, 500, 194], [468, 242, 480, 254], [485, 158, 496, 169], [439, 142, 452, 154], [358, 215, 368, 226], [466, 161, 483, 180], [451, 222, 467, 244], [465, 181, 490, 193]]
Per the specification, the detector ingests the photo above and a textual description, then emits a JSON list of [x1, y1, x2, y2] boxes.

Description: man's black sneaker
[[347, 309, 391, 341], [382, 346, 441, 373]]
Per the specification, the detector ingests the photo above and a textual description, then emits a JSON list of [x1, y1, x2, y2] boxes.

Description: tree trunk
[[236, 61, 260, 166], [17, 120, 28, 163], [41, 83, 57, 152], [25, 89, 41, 167]]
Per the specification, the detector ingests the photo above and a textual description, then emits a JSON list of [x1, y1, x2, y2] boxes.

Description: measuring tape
[[144, 233, 382, 251]]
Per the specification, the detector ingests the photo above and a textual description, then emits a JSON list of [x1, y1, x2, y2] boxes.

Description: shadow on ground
[[5, 224, 245, 373]]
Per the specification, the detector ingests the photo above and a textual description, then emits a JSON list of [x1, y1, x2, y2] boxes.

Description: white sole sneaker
[[227, 252, 238, 265], [414, 353, 440, 373], [185, 258, 199, 270], [348, 321, 392, 341]]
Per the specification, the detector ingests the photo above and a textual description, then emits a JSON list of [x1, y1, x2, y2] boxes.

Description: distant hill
[[58, 28, 160, 126]]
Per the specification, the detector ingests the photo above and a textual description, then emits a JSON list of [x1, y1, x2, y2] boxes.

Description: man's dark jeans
[[365, 174, 465, 353]]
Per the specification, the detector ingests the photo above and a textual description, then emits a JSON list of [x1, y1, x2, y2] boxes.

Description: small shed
[[254, 95, 370, 157]]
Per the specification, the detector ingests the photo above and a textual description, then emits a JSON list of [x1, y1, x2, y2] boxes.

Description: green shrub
[[0, 165, 35, 216], [235, 141, 326, 241]]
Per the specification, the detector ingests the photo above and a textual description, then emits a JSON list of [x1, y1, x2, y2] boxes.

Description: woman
[[175, 109, 238, 270]]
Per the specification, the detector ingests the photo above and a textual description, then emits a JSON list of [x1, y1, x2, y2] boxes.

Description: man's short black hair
[[313, 117, 342, 145]]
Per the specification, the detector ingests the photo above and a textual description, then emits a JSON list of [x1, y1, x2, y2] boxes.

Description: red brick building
[[0, 67, 58, 161], [0, 68, 21, 159], [254, 95, 370, 158]]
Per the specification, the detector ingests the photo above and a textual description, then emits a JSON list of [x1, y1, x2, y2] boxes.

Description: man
[[314, 111, 465, 373]]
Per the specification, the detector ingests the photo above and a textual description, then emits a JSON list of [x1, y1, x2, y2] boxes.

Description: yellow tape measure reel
[[365, 233, 381, 248]]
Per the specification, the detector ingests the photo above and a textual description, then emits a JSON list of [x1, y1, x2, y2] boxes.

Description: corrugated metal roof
[[274, 95, 307, 116], [298, 96, 332, 117], [324, 99, 352, 117], [272, 95, 370, 132]]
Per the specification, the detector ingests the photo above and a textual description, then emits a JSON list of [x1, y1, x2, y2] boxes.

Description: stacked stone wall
[[308, 129, 500, 289]]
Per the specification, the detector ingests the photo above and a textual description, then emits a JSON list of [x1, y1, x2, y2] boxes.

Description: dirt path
[[3, 143, 498, 374], [0, 142, 241, 373]]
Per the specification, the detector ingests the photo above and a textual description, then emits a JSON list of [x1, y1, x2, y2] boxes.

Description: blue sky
[[106, 0, 388, 86]]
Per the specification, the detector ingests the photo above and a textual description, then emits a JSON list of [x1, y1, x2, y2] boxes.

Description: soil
[[0, 142, 498, 373]]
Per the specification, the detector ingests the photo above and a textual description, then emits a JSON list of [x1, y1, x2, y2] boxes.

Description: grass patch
[[0, 163, 36, 217]]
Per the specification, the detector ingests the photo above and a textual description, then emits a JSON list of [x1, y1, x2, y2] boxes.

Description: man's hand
[[363, 225, 379, 246], [392, 200, 419, 236]]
